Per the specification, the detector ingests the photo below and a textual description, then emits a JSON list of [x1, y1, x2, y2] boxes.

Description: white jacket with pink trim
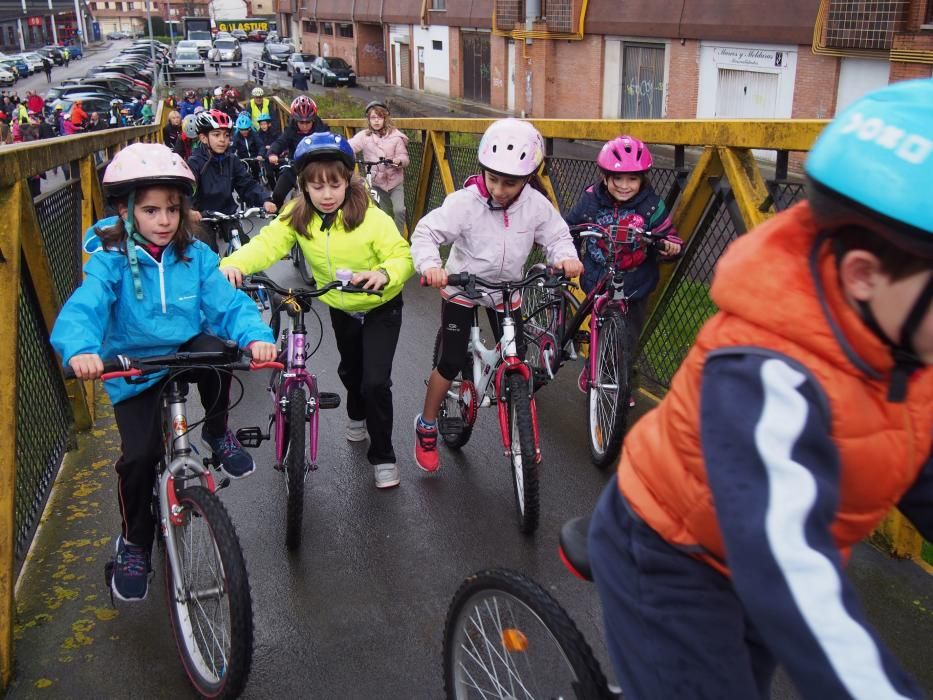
[[348, 127, 409, 192], [410, 175, 579, 307]]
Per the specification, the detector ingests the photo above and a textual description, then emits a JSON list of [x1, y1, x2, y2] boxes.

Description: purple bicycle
[[237, 274, 379, 550]]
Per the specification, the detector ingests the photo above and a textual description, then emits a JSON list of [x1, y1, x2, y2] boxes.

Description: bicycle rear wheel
[[523, 288, 580, 387], [443, 568, 611, 700], [284, 385, 307, 550], [433, 328, 475, 449], [505, 373, 539, 534], [164, 486, 253, 699], [588, 307, 631, 469]]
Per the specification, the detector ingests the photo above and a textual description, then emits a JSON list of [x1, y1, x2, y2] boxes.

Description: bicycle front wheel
[[588, 307, 631, 469], [164, 486, 253, 699], [443, 568, 611, 700], [506, 373, 538, 534], [284, 385, 307, 551]]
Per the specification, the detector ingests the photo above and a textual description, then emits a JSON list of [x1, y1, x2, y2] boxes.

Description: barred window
[[825, 0, 908, 50], [321, 21, 333, 35], [303, 20, 317, 33], [432, 0, 446, 8], [338, 23, 353, 38], [621, 43, 665, 119]]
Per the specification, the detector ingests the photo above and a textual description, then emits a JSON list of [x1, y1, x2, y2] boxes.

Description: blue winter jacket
[[177, 98, 203, 118], [50, 217, 274, 405], [188, 147, 272, 216], [565, 182, 677, 299]]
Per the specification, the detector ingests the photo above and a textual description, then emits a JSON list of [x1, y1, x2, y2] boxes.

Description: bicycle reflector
[[501, 628, 529, 653]]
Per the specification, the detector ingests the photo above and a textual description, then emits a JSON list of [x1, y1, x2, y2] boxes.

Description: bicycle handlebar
[[569, 222, 667, 250], [62, 344, 283, 380], [200, 207, 274, 223], [239, 273, 383, 299], [358, 158, 395, 169], [421, 266, 566, 292]]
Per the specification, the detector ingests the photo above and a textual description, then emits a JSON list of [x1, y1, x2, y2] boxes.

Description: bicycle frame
[[272, 315, 321, 467], [459, 307, 542, 460]]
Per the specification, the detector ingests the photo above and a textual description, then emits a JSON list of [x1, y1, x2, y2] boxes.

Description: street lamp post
[[145, 0, 158, 94]]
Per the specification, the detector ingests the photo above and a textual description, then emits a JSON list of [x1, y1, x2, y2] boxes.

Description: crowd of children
[[48, 75, 932, 698]]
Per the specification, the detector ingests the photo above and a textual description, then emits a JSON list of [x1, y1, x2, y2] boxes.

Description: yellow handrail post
[[428, 130, 456, 196], [718, 147, 774, 231], [0, 180, 25, 690], [412, 130, 434, 233]]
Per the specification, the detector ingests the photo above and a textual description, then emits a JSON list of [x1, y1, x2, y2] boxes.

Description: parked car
[[38, 46, 64, 65], [212, 38, 241, 66], [45, 86, 119, 110], [261, 42, 292, 70], [61, 43, 83, 59], [0, 68, 13, 87], [20, 53, 46, 74], [106, 31, 128, 40], [309, 56, 357, 86], [246, 29, 267, 42], [8, 56, 29, 76], [231, 29, 248, 41], [286, 52, 315, 76], [0, 59, 21, 80], [51, 95, 114, 121], [214, 31, 233, 40], [170, 48, 205, 76], [264, 31, 279, 44], [78, 77, 139, 102]]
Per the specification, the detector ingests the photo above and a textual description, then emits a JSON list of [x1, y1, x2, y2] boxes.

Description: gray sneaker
[[346, 419, 369, 442], [374, 462, 400, 489]]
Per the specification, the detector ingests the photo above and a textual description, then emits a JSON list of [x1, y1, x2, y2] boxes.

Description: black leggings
[[434, 300, 525, 381]]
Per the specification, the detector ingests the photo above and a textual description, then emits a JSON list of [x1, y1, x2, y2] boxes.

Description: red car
[[247, 29, 267, 42]]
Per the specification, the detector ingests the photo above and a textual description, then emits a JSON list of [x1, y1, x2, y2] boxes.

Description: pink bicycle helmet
[[477, 118, 545, 177], [597, 135, 653, 173], [290, 95, 317, 120], [102, 143, 196, 199]]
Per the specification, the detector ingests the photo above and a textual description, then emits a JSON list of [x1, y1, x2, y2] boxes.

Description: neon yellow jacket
[[221, 202, 414, 314]]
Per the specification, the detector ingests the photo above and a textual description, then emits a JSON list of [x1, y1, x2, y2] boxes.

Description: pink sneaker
[[414, 415, 439, 472]]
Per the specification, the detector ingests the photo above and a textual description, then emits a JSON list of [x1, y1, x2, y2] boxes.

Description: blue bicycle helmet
[[235, 112, 253, 130], [806, 79, 933, 258], [293, 132, 355, 171]]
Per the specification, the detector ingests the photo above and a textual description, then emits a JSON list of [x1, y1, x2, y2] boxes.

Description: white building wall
[[412, 25, 449, 95], [696, 41, 797, 118], [388, 24, 410, 87], [836, 58, 890, 114]]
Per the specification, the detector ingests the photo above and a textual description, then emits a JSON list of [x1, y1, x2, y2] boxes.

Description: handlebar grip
[[446, 273, 469, 287]]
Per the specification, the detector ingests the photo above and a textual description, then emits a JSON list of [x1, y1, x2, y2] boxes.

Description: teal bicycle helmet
[[235, 112, 253, 130], [257, 112, 272, 123], [806, 79, 933, 258]]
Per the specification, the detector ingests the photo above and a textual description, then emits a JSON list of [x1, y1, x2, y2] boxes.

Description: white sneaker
[[346, 419, 369, 442], [374, 462, 400, 489]]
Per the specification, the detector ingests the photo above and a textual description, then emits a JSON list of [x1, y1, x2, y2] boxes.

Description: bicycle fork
[[494, 318, 542, 463]]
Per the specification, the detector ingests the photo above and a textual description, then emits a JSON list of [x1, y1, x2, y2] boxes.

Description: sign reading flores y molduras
[[712, 47, 786, 69], [216, 19, 270, 32]]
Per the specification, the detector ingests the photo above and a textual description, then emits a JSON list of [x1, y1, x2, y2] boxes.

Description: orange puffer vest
[[619, 202, 933, 575]]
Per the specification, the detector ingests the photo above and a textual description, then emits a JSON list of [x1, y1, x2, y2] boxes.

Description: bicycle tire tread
[[507, 374, 539, 534], [588, 307, 631, 469], [285, 385, 306, 550], [442, 567, 611, 700], [167, 486, 254, 699]]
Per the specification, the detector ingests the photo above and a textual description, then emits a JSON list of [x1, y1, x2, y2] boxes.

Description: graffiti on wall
[[362, 42, 385, 61]]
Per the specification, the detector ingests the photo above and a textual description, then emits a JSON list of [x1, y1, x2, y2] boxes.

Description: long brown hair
[[284, 160, 370, 237], [366, 105, 393, 136], [97, 185, 197, 260]]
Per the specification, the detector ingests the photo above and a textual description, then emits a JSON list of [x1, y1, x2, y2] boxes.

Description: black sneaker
[[202, 427, 256, 479], [111, 536, 150, 602]]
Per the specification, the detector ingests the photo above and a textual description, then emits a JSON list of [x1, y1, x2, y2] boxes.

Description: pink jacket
[[410, 175, 579, 308], [348, 127, 409, 192]]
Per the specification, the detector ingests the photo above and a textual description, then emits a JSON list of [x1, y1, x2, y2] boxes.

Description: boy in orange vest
[[589, 80, 933, 698]]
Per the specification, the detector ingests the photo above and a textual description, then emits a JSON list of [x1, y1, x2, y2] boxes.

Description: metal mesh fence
[[769, 180, 807, 212], [34, 182, 83, 307], [547, 157, 598, 215], [446, 144, 480, 187], [403, 135, 424, 230], [636, 192, 737, 389], [15, 259, 74, 567]]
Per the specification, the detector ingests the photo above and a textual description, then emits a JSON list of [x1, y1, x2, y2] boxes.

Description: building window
[[321, 21, 333, 35], [303, 20, 317, 33], [621, 42, 665, 119], [825, 0, 908, 50], [338, 22, 353, 38], [926, 1, 933, 24], [431, 0, 446, 8], [432, 40, 442, 50]]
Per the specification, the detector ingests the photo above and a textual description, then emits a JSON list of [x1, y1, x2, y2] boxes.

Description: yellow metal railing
[[1, 111, 928, 690]]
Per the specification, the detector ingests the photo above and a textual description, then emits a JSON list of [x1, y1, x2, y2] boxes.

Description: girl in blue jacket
[[50, 143, 276, 604]]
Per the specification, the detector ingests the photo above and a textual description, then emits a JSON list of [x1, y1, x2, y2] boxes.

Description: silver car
[[286, 53, 316, 76], [171, 48, 205, 76], [212, 38, 242, 66]]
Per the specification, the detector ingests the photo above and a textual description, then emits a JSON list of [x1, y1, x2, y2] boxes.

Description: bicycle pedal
[[235, 426, 266, 447], [531, 367, 551, 387], [439, 417, 465, 437], [318, 392, 341, 409]]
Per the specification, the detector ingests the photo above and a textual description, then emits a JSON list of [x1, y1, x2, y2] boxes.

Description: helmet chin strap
[[480, 169, 525, 211], [857, 274, 933, 402], [123, 191, 146, 300]]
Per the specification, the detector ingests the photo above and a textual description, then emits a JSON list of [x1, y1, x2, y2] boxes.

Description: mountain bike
[[199, 207, 276, 258], [522, 223, 672, 469], [236, 274, 380, 550], [442, 517, 617, 699], [64, 344, 283, 698], [430, 267, 566, 534], [357, 157, 396, 219]]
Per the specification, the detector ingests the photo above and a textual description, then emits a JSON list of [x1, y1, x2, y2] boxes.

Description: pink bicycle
[[237, 274, 379, 550]]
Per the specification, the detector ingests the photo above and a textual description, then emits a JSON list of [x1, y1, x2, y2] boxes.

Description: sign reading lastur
[[216, 19, 271, 33]]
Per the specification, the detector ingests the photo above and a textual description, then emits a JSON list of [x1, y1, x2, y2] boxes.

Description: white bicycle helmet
[[251, 86, 264, 98], [477, 118, 545, 177], [181, 113, 199, 139]]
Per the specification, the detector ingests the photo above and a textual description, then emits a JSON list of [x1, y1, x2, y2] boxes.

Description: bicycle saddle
[[559, 516, 593, 582]]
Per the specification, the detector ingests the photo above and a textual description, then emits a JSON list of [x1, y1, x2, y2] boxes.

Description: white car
[[0, 68, 13, 87], [22, 52, 46, 72], [286, 53, 316, 76]]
